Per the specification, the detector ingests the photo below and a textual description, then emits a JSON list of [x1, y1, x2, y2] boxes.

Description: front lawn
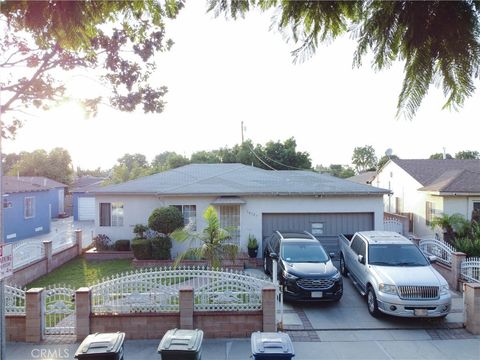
[[27, 257, 133, 289]]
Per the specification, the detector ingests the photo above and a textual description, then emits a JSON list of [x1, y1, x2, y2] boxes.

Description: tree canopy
[[455, 150, 480, 160], [0, 0, 184, 137], [352, 145, 377, 173], [209, 0, 480, 119]]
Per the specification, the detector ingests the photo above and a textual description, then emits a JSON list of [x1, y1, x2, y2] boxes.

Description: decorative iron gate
[[43, 285, 76, 335]]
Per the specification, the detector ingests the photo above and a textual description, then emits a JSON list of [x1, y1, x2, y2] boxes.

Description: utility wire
[[260, 151, 310, 171], [245, 143, 277, 171]]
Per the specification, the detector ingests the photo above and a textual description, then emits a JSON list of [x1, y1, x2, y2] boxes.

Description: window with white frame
[[24, 196, 35, 218], [425, 201, 434, 226], [219, 205, 240, 244], [99, 202, 124, 227], [172, 205, 197, 230]]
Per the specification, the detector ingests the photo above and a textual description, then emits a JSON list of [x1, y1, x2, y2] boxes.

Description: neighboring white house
[[93, 163, 389, 257], [372, 159, 480, 238]]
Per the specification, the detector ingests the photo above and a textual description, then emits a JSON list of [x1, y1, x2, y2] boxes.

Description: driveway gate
[[43, 285, 76, 336]]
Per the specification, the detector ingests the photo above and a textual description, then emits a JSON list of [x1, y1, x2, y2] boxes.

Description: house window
[[172, 205, 197, 230], [219, 205, 240, 245], [426, 201, 434, 226], [474, 202, 480, 211], [100, 202, 124, 227], [3, 198, 12, 209], [24, 197, 35, 219]]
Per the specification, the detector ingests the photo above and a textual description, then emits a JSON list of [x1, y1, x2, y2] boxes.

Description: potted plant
[[247, 234, 259, 258]]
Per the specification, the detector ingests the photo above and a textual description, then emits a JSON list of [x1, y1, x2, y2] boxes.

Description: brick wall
[[194, 311, 262, 338], [9, 259, 48, 287], [6, 315, 26, 342], [51, 245, 80, 269]]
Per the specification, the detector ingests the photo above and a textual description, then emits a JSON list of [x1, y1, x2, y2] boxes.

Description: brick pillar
[[262, 286, 276, 332], [464, 283, 480, 335], [179, 287, 194, 330], [43, 240, 53, 272], [76, 287, 91, 341], [451, 252, 467, 291], [75, 229, 83, 255], [26, 288, 44, 343]]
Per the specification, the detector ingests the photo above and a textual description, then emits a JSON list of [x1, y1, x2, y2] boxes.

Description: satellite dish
[[385, 148, 393, 157]]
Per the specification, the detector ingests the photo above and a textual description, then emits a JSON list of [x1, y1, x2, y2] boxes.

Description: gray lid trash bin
[[158, 328, 204, 360], [251, 332, 295, 360], [74, 332, 125, 360]]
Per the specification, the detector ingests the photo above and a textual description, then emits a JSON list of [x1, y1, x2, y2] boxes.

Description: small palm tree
[[171, 206, 236, 268], [430, 213, 467, 243]]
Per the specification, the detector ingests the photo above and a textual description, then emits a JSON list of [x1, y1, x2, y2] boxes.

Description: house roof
[[93, 163, 389, 196], [71, 176, 106, 192], [419, 170, 480, 193], [3, 177, 49, 194], [392, 159, 480, 186], [11, 176, 67, 189], [347, 171, 376, 185]]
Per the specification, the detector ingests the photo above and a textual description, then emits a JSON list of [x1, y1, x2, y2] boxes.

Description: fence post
[[464, 283, 480, 335], [26, 288, 44, 343], [42, 240, 52, 272], [262, 285, 276, 332], [75, 229, 83, 255], [75, 287, 91, 341], [179, 287, 194, 330], [451, 252, 467, 291]]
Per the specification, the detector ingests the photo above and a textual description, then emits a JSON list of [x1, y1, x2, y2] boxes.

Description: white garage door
[[78, 197, 95, 221]]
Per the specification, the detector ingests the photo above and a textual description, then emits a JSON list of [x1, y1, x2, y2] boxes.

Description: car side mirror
[[270, 252, 278, 260], [428, 255, 437, 263], [329, 252, 336, 259], [357, 254, 365, 264]]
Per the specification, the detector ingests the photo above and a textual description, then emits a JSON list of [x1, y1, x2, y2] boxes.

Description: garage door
[[78, 197, 95, 221], [262, 213, 374, 254]]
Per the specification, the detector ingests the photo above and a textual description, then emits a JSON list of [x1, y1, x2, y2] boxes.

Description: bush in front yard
[[131, 239, 152, 260], [94, 234, 112, 251], [148, 207, 184, 235], [151, 235, 172, 260], [114, 240, 131, 251]]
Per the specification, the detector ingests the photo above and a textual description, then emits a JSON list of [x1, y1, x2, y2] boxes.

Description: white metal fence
[[4, 285, 26, 315], [51, 229, 76, 253], [12, 239, 45, 270], [384, 218, 404, 234], [461, 257, 480, 283], [419, 239, 455, 266], [90, 267, 272, 314], [43, 285, 76, 335]]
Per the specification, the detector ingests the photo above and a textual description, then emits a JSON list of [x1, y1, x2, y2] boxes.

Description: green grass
[[27, 257, 133, 289]]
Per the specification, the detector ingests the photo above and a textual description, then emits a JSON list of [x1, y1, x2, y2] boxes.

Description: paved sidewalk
[[7, 329, 480, 360]]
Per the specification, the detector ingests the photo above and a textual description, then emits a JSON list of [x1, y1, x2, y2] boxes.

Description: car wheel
[[367, 286, 381, 318], [340, 254, 348, 276], [263, 255, 270, 275]]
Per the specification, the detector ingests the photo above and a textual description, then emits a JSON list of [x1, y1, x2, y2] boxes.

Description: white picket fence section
[[51, 229, 76, 253], [12, 239, 45, 270], [419, 239, 455, 266], [384, 218, 404, 234], [461, 257, 480, 283], [90, 267, 272, 314], [4, 285, 26, 315]]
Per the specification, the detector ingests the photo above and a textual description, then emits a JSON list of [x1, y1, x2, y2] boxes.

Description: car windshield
[[368, 244, 429, 266], [281, 242, 329, 263]]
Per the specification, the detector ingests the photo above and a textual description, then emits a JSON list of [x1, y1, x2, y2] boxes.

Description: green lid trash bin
[[74, 332, 125, 360], [251, 332, 295, 360], [158, 328, 203, 360]]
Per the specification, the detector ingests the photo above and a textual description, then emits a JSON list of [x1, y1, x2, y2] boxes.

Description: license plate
[[414, 308, 428, 316], [311, 291, 323, 298]]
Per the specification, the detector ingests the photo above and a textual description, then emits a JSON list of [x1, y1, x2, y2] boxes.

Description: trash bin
[[74, 332, 125, 360], [158, 328, 203, 360], [251, 332, 295, 360]]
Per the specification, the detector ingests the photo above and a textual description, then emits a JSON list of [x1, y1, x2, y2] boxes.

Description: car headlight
[[439, 284, 449, 295], [282, 270, 298, 280], [379, 283, 397, 295], [332, 271, 341, 280]]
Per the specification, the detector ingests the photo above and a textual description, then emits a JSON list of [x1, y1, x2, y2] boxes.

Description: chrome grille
[[398, 286, 439, 300], [297, 278, 334, 290]]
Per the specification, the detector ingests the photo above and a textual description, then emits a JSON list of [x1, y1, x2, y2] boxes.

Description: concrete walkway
[[7, 330, 480, 360]]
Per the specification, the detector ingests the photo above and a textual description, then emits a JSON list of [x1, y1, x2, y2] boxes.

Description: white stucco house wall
[[93, 163, 389, 257], [372, 159, 480, 238]]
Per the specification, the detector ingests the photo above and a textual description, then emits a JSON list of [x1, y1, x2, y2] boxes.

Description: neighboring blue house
[[11, 176, 68, 218], [71, 176, 105, 221], [3, 177, 51, 242]]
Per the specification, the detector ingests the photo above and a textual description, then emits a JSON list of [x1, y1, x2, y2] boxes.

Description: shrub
[[131, 239, 152, 260], [133, 224, 148, 239], [183, 248, 202, 260], [453, 237, 480, 257], [151, 235, 172, 260], [94, 234, 112, 251], [247, 234, 258, 249], [114, 240, 131, 251], [223, 243, 239, 262], [148, 207, 184, 235]]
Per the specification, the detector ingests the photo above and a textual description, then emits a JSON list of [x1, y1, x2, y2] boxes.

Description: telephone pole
[[0, 115, 6, 359], [241, 121, 244, 144]]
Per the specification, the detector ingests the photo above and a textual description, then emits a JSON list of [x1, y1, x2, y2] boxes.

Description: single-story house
[[347, 171, 376, 185], [71, 176, 106, 221], [8, 176, 68, 218], [371, 159, 480, 238], [3, 177, 51, 242], [93, 163, 389, 256]]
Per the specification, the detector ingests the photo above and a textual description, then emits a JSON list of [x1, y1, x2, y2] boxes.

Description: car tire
[[367, 286, 381, 318], [263, 255, 270, 275], [340, 254, 348, 276]]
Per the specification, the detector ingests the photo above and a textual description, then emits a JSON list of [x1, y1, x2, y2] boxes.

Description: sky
[[4, 1, 480, 170]]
